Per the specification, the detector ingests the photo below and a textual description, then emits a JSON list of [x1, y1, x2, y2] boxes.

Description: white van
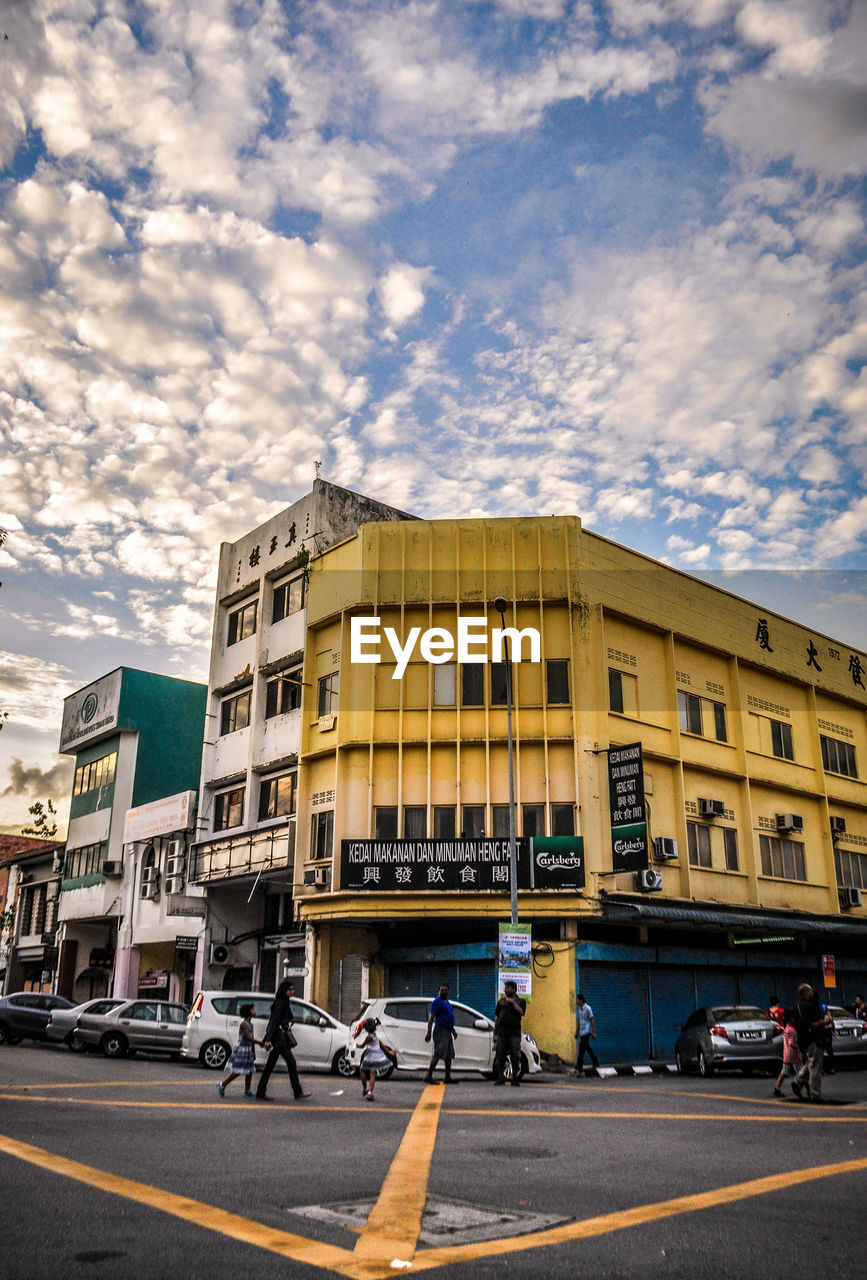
[[181, 990, 352, 1075]]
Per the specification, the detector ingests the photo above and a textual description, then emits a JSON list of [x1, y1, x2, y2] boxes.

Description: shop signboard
[[608, 742, 649, 873], [340, 837, 584, 892]]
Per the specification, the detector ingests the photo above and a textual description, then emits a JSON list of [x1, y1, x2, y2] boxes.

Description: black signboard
[[608, 742, 649, 873], [174, 936, 200, 952], [340, 837, 585, 892]]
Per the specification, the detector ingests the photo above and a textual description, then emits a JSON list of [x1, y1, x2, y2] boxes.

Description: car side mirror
[[474, 1018, 490, 1030], [318, 1016, 327, 1027]]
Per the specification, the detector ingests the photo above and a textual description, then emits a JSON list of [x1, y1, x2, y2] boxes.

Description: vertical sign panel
[[608, 742, 649, 873], [497, 923, 532, 999]]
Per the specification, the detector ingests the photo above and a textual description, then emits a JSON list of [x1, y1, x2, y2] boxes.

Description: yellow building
[[294, 515, 867, 1064]]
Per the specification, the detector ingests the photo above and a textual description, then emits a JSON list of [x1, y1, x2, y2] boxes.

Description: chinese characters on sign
[[608, 742, 649, 873], [340, 838, 584, 891], [754, 619, 865, 692], [498, 923, 533, 999]]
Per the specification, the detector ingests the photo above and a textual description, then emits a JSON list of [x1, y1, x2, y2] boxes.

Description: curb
[[541, 1060, 677, 1078]]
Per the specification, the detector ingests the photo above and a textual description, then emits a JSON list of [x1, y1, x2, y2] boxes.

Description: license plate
[[738, 1031, 762, 1040], [836, 1028, 853, 1036]]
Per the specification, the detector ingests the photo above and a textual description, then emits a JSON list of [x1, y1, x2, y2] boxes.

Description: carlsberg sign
[[350, 617, 542, 679]]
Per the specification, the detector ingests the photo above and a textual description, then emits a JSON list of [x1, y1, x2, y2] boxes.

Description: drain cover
[[290, 1196, 567, 1246]]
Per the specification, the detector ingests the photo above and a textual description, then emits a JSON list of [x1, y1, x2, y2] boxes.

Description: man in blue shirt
[[424, 983, 457, 1084]]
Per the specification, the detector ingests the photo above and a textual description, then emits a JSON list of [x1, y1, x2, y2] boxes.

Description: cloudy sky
[[1, 0, 865, 833]]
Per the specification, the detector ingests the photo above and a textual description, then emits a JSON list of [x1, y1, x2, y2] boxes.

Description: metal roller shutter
[[649, 968, 695, 1059], [577, 963, 650, 1063]]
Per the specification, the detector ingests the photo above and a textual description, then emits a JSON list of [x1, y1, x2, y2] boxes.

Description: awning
[[601, 898, 867, 939]]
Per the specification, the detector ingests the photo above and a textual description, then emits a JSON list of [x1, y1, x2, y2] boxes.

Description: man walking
[[574, 992, 599, 1077], [256, 979, 311, 1102], [791, 982, 830, 1103], [424, 982, 457, 1083], [493, 979, 526, 1086]]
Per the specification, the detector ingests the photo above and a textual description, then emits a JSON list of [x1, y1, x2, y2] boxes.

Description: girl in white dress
[[355, 1017, 393, 1101]]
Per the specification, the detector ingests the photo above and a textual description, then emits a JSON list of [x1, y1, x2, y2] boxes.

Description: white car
[[181, 990, 352, 1075], [345, 997, 542, 1078]]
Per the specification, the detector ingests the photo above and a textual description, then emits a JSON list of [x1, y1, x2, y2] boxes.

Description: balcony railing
[[190, 821, 295, 884]]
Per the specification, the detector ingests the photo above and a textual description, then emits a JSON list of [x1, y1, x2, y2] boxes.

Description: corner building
[[296, 515, 867, 1063]]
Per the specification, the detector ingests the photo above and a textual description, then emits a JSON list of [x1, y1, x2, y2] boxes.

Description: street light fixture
[[493, 596, 519, 926]]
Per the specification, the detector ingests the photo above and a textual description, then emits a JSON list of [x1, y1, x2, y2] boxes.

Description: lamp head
[[493, 596, 507, 614]]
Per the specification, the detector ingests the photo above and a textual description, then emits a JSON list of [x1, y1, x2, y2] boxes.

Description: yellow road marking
[[406, 1156, 867, 1273], [344, 1083, 444, 1277]]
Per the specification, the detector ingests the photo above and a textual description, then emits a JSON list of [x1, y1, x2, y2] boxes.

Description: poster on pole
[[608, 742, 649, 873], [822, 954, 836, 988], [498, 923, 532, 999]]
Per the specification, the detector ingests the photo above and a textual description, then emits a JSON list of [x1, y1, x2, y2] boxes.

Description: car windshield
[[712, 1007, 768, 1023], [828, 1007, 851, 1020]]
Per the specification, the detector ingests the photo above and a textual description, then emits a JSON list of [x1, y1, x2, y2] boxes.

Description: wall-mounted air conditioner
[[101, 861, 123, 877], [166, 839, 183, 861], [830, 817, 847, 836], [776, 813, 804, 833], [840, 887, 862, 909], [698, 799, 725, 818], [166, 855, 186, 877], [139, 879, 159, 901], [210, 943, 235, 965], [653, 837, 678, 861], [636, 868, 663, 893], [164, 875, 185, 895], [303, 867, 329, 887]]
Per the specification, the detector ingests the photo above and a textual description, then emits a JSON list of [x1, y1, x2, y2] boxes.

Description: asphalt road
[[1, 1044, 865, 1280]]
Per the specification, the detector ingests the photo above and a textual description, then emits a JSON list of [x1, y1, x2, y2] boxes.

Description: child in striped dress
[[355, 1017, 393, 1101], [218, 1004, 265, 1098]]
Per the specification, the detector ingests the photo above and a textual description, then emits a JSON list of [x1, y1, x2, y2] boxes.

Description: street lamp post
[[494, 596, 519, 926]]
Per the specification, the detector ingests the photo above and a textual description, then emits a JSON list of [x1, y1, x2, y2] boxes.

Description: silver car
[[46, 999, 126, 1051], [826, 1006, 867, 1060], [675, 1005, 783, 1076], [75, 999, 189, 1059]]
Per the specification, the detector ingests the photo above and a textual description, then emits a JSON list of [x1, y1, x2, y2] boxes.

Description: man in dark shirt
[[493, 980, 526, 1086], [791, 983, 830, 1103], [424, 983, 457, 1084]]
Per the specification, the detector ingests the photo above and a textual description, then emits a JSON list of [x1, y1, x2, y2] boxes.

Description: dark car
[[675, 1004, 784, 1076], [0, 992, 78, 1045]]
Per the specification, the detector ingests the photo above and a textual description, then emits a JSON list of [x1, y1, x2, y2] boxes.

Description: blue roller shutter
[[578, 963, 650, 1062], [456, 962, 496, 1019], [696, 969, 738, 1007], [649, 968, 695, 1059]]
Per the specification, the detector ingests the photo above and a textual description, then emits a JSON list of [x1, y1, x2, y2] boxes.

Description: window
[[317, 673, 339, 717], [73, 752, 117, 796], [433, 806, 456, 838], [258, 772, 296, 821], [490, 662, 509, 706], [835, 848, 867, 890], [272, 575, 305, 623], [821, 735, 857, 778], [461, 806, 485, 837], [375, 807, 398, 839], [760, 835, 806, 881], [63, 842, 107, 879], [609, 669, 637, 715], [522, 804, 544, 837], [678, 690, 727, 741], [18, 883, 47, 936], [265, 671, 302, 717], [609, 669, 624, 714], [770, 719, 794, 760], [687, 821, 712, 868], [227, 599, 257, 645], [433, 664, 455, 706], [551, 804, 574, 836], [461, 665, 484, 706], [723, 828, 739, 872], [403, 806, 426, 838], [310, 810, 334, 860], [214, 787, 245, 832], [220, 689, 251, 735], [491, 805, 510, 837], [546, 660, 570, 705]]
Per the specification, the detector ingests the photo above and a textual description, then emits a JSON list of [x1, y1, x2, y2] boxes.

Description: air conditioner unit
[[830, 817, 847, 836], [166, 855, 186, 877], [210, 942, 235, 966], [840, 887, 863, 909], [776, 813, 804, 833], [164, 875, 185, 895], [636, 868, 663, 893], [101, 861, 123, 877], [303, 867, 329, 887], [141, 864, 157, 884], [698, 799, 725, 818], [139, 880, 159, 901], [166, 839, 183, 861], [653, 837, 678, 861]]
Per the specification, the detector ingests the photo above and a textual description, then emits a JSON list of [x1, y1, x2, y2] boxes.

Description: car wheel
[[67, 1032, 88, 1053], [333, 1049, 356, 1077], [697, 1048, 714, 1077], [503, 1054, 528, 1081], [200, 1039, 230, 1071], [101, 1032, 128, 1059], [375, 1060, 395, 1079], [741, 1066, 754, 1076], [0, 1022, 9, 1046], [675, 1050, 686, 1074]]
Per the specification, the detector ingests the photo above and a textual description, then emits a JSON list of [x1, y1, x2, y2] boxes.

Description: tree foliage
[[22, 799, 58, 839]]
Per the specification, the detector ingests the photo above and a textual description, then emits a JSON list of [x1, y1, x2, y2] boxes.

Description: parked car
[[675, 1005, 783, 1076], [345, 997, 542, 1078], [75, 999, 190, 1058], [46, 998, 127, 1051], [181, 990, 352, 1075], [0, 992, 78, 1045], [825, 1006, 867, 1060]]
